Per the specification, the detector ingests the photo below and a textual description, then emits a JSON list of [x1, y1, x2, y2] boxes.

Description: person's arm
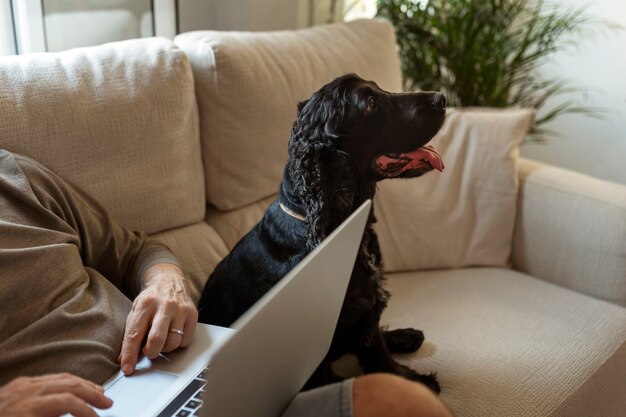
[[16, 154, 198, 375]]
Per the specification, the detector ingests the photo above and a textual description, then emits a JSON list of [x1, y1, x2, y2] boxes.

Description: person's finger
[[180, 309, 198, 348], [161, 302, 197, 352], [143, 310, 173, 359], [35, 372, 104, 391], [120, 300, 154, 375], [161, 320, 184, 352], [36, 373, 112, 410], [30, 393, 100, 417]]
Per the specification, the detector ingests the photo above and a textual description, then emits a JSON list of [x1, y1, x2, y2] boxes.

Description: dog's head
[[290, 73, 446, 182], [287, 73, 446, 247]]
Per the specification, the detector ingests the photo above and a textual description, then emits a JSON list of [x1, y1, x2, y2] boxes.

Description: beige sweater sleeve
[[0, 150, 187, 384], [13, 152, 182, 299]]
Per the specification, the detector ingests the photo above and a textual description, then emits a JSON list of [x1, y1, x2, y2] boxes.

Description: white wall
[[520, 0, 626, 184], [178, 0, 342, 32]]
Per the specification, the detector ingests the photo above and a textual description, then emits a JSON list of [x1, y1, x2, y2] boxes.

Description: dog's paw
[[399, 365, 441, 394], [383, 328, 425, 353], [418, 372, 441, 394]]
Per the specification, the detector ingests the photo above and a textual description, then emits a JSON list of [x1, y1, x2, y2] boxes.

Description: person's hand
[[0, 373, 112, 417], [118, 263, 198, 375]]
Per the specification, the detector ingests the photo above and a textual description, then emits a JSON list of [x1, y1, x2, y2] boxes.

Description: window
[[344, 0, 377, 21], [4, 0, 176, 55], [0, 1, 16, 55]]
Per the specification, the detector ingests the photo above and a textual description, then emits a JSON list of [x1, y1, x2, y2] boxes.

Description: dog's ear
[[288, 95, 354, 251]]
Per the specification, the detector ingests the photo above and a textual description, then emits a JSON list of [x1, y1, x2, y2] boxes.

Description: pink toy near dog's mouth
[[374, 144, 444, 177]]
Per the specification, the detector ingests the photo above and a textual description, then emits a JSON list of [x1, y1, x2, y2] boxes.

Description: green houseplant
[[376, 0, 608, 137]]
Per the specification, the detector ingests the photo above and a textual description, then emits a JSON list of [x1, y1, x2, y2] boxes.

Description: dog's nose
[[432, 93, 446, 109]]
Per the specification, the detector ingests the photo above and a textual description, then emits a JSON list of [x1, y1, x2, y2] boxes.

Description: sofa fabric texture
[[152, 222, 229, 303], [1, 18, 625, 417], [175, 19, 403, 211], [204, 194, 276, 251], [0, 37, 204, 234], [374, 108, 535, 271], [513, 159, 626, 306], [382, 268, 626, 417]]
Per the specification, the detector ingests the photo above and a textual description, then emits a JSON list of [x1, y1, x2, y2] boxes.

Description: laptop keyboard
[[156, 368, 208, 417]]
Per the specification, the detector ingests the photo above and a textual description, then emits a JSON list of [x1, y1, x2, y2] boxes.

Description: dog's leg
[[358, 329, 440, 393], [382, 328, 425, 353]]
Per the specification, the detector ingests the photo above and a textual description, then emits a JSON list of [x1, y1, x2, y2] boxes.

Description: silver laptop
[[97, 200, 372, 417]]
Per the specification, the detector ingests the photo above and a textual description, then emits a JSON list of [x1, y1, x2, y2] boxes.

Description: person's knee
[[352, 373, 453, 417]]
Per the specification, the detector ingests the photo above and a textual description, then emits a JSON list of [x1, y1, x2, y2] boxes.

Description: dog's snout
[[432, 93, 446, 109]]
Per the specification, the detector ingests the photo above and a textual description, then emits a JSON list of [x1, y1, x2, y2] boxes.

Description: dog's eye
[[366, 97, 377, 112]]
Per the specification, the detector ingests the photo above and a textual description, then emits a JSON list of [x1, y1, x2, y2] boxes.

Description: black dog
[[198, 73, 446, 393]]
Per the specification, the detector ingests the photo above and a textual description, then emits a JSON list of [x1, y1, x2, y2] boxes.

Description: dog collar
[[279, 202, 306, 222]]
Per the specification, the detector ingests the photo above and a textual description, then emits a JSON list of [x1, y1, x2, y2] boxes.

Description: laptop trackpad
[[97, 370, 178, 417]]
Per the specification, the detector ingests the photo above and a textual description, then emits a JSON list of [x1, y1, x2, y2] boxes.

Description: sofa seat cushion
[[151, 222, 229, 303], [381, 268, 626, 417], [204, 195, 276, 251]]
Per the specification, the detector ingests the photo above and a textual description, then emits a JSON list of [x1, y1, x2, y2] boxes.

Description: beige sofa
[[1, 19, 624, 417]]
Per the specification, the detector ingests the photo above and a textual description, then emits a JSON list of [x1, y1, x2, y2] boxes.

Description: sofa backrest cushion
[[175, 19, 403, 211], [374, 108, 535, 271], [0, 38, 204, 234]]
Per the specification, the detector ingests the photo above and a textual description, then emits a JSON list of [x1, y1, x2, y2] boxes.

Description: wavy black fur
[[198, 74, 446, 393]]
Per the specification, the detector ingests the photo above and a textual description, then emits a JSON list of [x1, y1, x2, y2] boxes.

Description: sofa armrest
[[512, 158, 626, 306]]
